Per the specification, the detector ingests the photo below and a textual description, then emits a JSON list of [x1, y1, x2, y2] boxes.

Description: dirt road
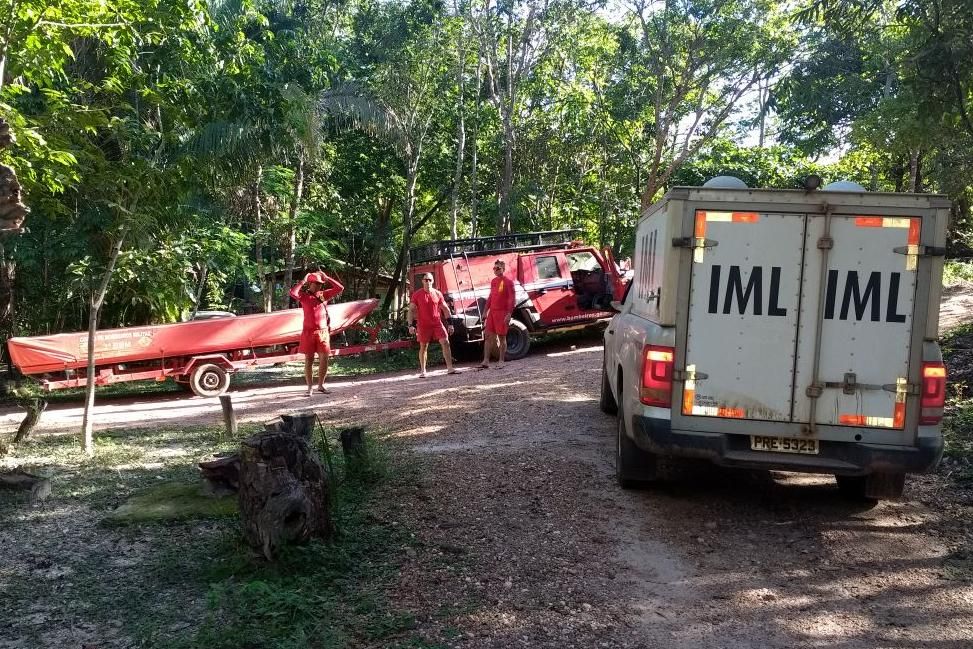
[[3, 283, 973, 647]]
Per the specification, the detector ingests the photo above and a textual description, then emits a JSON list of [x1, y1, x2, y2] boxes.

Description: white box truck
[[601, 180, 950, 499]]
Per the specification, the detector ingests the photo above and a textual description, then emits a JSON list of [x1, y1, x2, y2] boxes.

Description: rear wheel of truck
[[599, 360, 617, 415], [190, 363, 230, 398], [504, 320, 530, 360], [615, 390, 658, 488], [835, 473, 905, 501]]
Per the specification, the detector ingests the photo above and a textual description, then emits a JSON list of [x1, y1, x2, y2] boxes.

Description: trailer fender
[[181, 354, 234, 377]]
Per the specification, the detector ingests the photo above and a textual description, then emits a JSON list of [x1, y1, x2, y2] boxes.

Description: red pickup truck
[[408, 230, 631, 359]]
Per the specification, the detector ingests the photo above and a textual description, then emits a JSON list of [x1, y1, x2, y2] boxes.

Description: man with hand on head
[[408, 272, 457, 378], [480, 258, 515, 370], [290, 270, 344, 396]]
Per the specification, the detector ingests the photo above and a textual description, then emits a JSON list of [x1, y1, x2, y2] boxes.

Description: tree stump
[[198, 452, 240, 495], [0, 469, 52, 504], [339, 427, 366, 461], [238, 430, 332, 560]]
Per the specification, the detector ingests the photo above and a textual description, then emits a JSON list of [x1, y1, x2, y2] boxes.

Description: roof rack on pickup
[[410, 229, 581, 264]]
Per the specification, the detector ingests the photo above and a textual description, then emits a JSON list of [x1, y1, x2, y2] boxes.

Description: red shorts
[[484, 311, 510, 336], [416, 322, 448, 344], [299, 328, 331, 355]]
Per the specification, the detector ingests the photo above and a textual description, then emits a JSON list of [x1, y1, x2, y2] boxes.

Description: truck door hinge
[[817, 235, 833, 250], [893, 245, 946, 257], [672, 237, 717, 250], [674, 368, 708, 381], [882, 382, 921, 395], [813, 374, 918, 395]]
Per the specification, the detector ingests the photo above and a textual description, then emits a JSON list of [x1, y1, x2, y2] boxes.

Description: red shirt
[[289, 274, 344, 330], [487, 275, 515, 314], [411, 288, 446, 328]]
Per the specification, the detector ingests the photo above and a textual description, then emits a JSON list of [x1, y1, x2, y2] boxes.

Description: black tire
[[836, 473, 904, 501], [189, 363, 230, 398], [600, 360, 618, 415], [504, 320, 530, 360], [616, 388, 658, 488]]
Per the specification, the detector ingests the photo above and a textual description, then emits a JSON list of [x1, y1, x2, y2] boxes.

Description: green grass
[[0, 423, 431, 649], [944, 259, 973, 286]]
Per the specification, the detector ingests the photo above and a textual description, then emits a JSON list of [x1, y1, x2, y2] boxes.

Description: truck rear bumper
[[631, 415, 943, 476]]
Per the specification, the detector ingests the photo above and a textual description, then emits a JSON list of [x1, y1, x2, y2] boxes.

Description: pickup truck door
[[520, 252, 577, 326]]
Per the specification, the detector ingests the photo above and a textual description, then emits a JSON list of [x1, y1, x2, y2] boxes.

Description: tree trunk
[[450, 0, 467, 241], [238, 429, 332, 560], [908, 149, 920, 193], [189, 262, 208, 320], [252, 167, 271, 313], [281, 153, 305, 308], [81, 228, 126, 456], [470, 59, 481, 238], [13, 398, 46, 443]]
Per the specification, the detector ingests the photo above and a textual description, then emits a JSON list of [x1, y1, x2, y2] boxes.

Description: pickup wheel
[[599, 361, 618, 415], [615, 391, 658, 488], [189, 363, 230, 398], [504, 320, 530, 360], [835, 473, 905, 501]]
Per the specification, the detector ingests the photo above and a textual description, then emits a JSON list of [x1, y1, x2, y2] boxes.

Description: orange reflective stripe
[[839, 414, 867, 425], [717, 407, 745, 418], [855, 217, 884, 227], [694, 211, 707, 238], [908, 218, 921, 245], [893, 401, 906, 429], [682, 387, 695, 415], [731, 212, 760, 223]]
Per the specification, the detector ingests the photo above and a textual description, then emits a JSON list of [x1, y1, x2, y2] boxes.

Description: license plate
[[750, 436, 819, 455]]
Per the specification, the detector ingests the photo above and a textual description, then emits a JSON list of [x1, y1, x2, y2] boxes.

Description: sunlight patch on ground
[[545, 345, 602, 358], [390, 424, 446, 439]]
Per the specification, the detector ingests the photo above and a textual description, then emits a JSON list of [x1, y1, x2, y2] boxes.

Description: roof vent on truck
[[702, 175, 748, 189], [822, 180, 867, 192]]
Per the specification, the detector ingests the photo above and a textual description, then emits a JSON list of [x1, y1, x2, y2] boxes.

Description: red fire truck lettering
[[707, 265, 787, 317], [824, 270, 907, 323]]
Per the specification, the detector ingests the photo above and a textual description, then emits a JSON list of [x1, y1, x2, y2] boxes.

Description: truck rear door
[[681, 211, 806, 423], [792, 215, 920, 438], [679, 208, 921, 440]]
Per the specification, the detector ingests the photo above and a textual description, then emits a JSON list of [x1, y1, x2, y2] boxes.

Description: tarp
[[8, 299, 379, 375]]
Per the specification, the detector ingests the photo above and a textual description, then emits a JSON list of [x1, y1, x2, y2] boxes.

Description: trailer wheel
[[190, 364, 230, 398], [616, 386, 658, 488], [504, 320, 530, 360]]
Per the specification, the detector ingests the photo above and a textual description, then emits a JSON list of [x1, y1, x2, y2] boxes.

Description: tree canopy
[[0, 0, 970, 337]]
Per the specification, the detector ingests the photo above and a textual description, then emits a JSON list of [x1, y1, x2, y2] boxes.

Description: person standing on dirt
[[290, 271, 344, 396], [480, 259, 515, 370], [408, 272, 456, 378]]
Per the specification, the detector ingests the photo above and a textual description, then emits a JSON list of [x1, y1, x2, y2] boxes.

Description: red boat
[[7, 299, 412, 397]]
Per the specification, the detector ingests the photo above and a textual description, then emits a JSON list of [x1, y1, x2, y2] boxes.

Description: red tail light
[[919, 361, 947, 426], [640, 345, 674, 408]]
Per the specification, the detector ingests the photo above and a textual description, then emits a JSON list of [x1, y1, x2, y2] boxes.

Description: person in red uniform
[[289, 271, 344, 396], [408, 272, 456, 378], [480, 258, 515, 369]]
